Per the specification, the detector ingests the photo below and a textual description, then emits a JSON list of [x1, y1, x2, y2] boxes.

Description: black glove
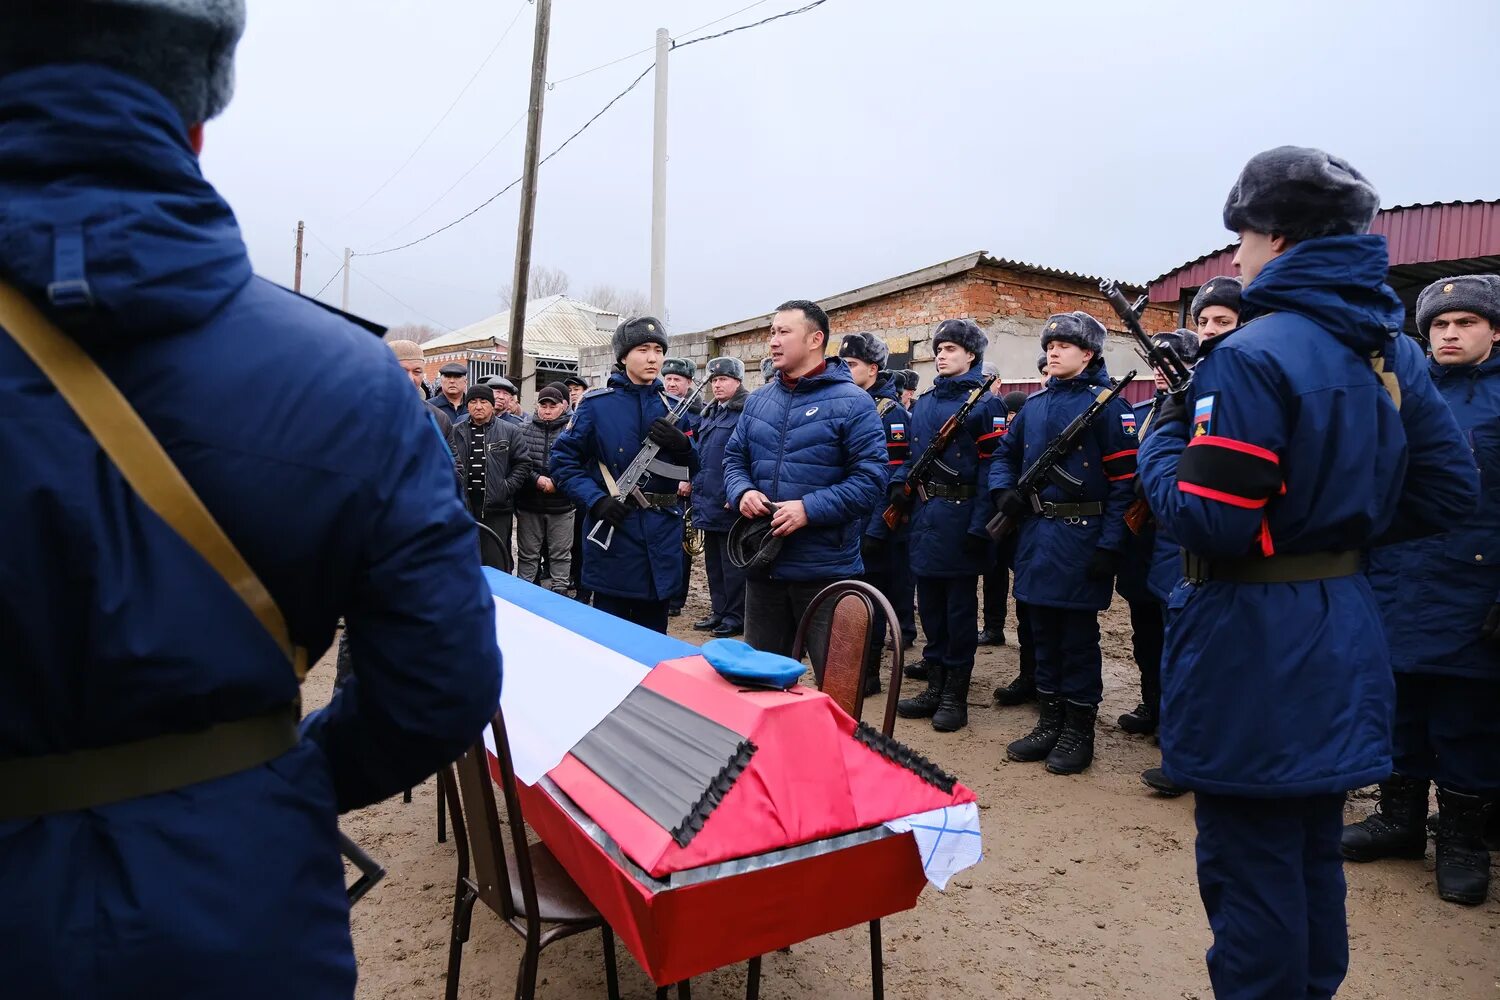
[[861, 534, 885, 563], [1155, 391, 1188, 432], [648, 418, 692, 457], [590, 495, 631, 528], [1085, 548, 1119, 581], [962, 532, 990, 556], [1482, 602, 1500, 649], [886, 480, 913, 512], [992, 488, 1027, 519]]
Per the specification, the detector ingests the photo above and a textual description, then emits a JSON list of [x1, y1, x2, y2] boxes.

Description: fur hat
[[980, 361, 1000, 378], [932, 318, 988, 359], [613, 316, 668, 361], [1416, 275, 1500, 337], [464, 384, 495, 405], [889, 370, 907, 392], [1190, 276, 1242, 322], [1040, 312, 1107, 355], [900, 369, 920, 392], [0, 0, 247, 125], [1036, 352, 1048, 374], [837, 332, 889, 369], [1153, 328, 1201, 365], [536, 384, 567, 406], [707, 356, 745, 381], [1222, 146, 1380, 242], [760, 356, 775, 380], [662, 357, 697, 379], [1003, 390, 1029, 414]]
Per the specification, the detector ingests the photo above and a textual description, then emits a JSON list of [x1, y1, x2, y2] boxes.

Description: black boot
[[1045, 701, 1097, 775], [691, 614, 722, 631], [1341, 774, 1429, 862], [1117, 703, 1157, 736], [976, 627, 1007, 646], [1435, 787, 1492, 906], [1141, 766, 1187, 797], [896, 664, 945, 719], [932, 668, 970, 732], [993, 641, 1036, 706], [1006, 694, 1063, 762], [904, 659, 935, 681]]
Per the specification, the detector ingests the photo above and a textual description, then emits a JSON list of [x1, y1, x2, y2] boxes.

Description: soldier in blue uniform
[[992, 389, 1040, 708], [662, 357, 701, 617], [1344, 274, 1500, 906], [690, 356, 750, 638], [1191, 276, 1242, 342], [1137, 146, 1478, 999], [889, 320, 1004, 732], [990, 312, 1137, 774], [552, 317, 698, 634]]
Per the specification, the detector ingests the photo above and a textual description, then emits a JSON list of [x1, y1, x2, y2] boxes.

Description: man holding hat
[[1137, 146, 1477, 998], [691, 356, 751, 637], [1190, 276, 1242, 341], [451, 384, 531, 570], [1346, 273, 1500, 906], [430, 360, 470, 422], [0, 3, 503, 994], [552, 317, 698, 632]]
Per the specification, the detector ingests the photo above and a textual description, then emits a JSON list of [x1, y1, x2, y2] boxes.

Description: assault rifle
[[881, 373, 998, 530], [985, 370, 1137, 540], [587, 375, 709, 551], [1099, 280, 1192, 397]]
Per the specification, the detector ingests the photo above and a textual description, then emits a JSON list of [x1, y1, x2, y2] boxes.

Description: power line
[[674, 0, 830, 49], [350, 266, 453, 330], [546, 0, 774, 89], [312, 263, 345, 299]]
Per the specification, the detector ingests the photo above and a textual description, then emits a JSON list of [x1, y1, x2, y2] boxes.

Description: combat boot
[[993, 643, 1036, 706], [932, 668, 971, 732], [1341, 774, 1429, 862], [904, 659, 935, 681], [896, 664, 945, 719], [1006, 693, 1063, 762], [1141, 766, 1187, 798], [1435, 787, 1492, 906], [1117, 703, 1157, 736], [1045, 701, 1098, 775]]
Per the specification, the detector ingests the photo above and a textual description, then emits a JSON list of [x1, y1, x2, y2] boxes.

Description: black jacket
[[451, 415, 531, 516], [517, 409, 575, 513]]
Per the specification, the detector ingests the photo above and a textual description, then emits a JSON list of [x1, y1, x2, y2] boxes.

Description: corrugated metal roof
[[423, 295, 619, 355], [1148, 199, 1500, 302]]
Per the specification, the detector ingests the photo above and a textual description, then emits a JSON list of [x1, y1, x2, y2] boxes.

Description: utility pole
[[649, 27, 669, 320], [341, 246, 352, 311], [293, 220, 305, 293], [506, 0, 552, 386]]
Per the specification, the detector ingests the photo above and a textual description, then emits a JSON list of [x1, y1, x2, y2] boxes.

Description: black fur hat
[[889, 370, 907, 392], [1416, 274, 1500, 337], [1003, 390, 1029, 413], [1222, 146, 1380, 242], [613, 316, 668, 361], [1153, 328, 1200, 365], [900, 369, 920, 392], [932, 318, 988, 359], [1036, 352, 1048, 374], [1190, 276, 1242, 322], [1040, 312, 1106, 355], [662, 357, 697, 379], [838, 332, 889, 369]]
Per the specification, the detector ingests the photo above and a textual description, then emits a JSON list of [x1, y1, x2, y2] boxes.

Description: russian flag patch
[[1120, 412, 1137, 435], [1193, 394, 1216, 437]]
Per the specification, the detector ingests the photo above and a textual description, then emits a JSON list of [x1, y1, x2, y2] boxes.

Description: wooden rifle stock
[[878, 374, 996, 529]]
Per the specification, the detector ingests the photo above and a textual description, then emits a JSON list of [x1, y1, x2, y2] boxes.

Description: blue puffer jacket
[[690, 386, 748, 534], [722, 358, 888, 580], [0, 67, 502, 998], [1138, 235, 1479, 797], [1368, 351, 1500, 679], [1116, 396, 1158, 605], [862, 370, 911, 542], [989, 360, 1139, 610], [896, 367, 1005, 578], [551, 372, 699, 600]]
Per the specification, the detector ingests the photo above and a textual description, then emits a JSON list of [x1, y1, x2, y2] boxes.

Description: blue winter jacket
[[1116, 396, 1158, 605], [1368, 351, 1500, 680], [552, 371, 699, 600], [862, 371, 912, 543], [989, 360, 1139, 610], [0, 66, 502, 997], [722, 358, 888, 580], [1138, 235, 1479, 798], [690, 386, 749, 534], [895, 367, 1005, 578]]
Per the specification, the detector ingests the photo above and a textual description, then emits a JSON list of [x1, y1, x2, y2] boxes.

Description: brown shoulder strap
[[0, 282, 307, 680]]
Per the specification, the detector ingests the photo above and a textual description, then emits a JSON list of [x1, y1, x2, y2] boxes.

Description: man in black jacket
[[516, 383, 575, 591], [451, 384, 530, 571]]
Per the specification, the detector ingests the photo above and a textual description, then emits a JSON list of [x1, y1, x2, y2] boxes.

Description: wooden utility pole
[[293, 220, 305, 292], [649, 28, 669, 319], [505, 0, 552, 386]]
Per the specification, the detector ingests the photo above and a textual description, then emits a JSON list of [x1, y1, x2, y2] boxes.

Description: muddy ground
[[320, 566, 1499, 999]]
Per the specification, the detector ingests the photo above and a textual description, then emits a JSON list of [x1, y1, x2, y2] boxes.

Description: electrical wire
[[673, 0, 829, 49], [312, 263, 345, 299], [350, 266, 453, 330], [546, 0, 774, 88]]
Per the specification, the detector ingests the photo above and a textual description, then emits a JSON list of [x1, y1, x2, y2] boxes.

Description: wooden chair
[[440, 711, 620, 1000]]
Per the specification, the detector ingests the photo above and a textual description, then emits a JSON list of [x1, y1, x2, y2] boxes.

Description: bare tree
[[582, 283, 651, 319], [500, 265, 571, 308], [384, 322, 443, 344]]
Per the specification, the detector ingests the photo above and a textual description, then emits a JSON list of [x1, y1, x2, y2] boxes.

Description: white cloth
[[884, 801, 982, 891]]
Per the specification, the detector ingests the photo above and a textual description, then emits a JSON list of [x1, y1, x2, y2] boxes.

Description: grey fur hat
[[613, 316, 668, 361], [707, 356, 745, 381], [1153, 328, 1200, 365], [1190, 276, 1242, 322], [980, 361, 1000, 378], [1222, 146, 1381, 242], [1036, 352, 1048, 374], [1040, 312, 1107, 355], [662, 357, 697, 379], [760, 356, 775, 379], [0, 0, 247, 125], [837, 332, 889, 369], [1416, 274, 1500, 337], [932, 318, 988, 359]]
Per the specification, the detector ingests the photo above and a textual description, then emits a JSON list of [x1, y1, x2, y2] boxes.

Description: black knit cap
[[613, 316, 668, 361], [464, 384, 495, 405]]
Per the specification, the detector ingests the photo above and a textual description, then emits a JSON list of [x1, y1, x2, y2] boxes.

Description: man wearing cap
[[0, 4, 503, 995], [661, 357, 701, 617], [1345, 274, 1500, 906], [991, 312, 1137, 774], [564, 373, 588, 410], [889, 320, 1004, 732], [691, 356, 751, 637], [1137, 146, 1477, 998], [722, 300, 887, 667], [480, 375, 525, 426], [451, 384, 531, 570], [552, 317, 698, 632], [430, 361, 470, 422], [514, 383, 576, 593], [389, 339, 454, 447], [1191, 276, 1242, 341], [561, 374, 591, 596]]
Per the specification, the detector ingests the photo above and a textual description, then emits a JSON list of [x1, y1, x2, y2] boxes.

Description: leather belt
[[1181, 550, 1361, 584], [1037, 501, 1103, 519], [920, 481, 977, 500], [641, 492, 682, 510]]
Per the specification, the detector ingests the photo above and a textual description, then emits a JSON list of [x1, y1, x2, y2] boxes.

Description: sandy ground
[[321, 565, 1500, 999]]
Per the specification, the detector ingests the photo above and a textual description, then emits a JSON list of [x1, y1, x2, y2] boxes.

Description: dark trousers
[[702, 531, 746, 629], [744, 576, 836, 682], [1029, 605, 1102, 705], [981, 567, 1008, 634], [592, 593, 669, 635], [1393, 673, 1500, 793], [891, 534, 916, 645], [1128, 598, 1165, 712], [570, 504, 591, 602], [478, 510, 514, 573], [917, 575, 979, 675], [1015, 601, 1035, 676], [1194, 793, 1348, 1000]]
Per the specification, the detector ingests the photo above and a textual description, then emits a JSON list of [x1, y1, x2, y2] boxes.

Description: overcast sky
[[203, 0, 1500, 336]]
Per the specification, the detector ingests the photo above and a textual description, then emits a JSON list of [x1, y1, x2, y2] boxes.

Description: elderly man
[[429, 361, 469, 422], [451, 384, 531, 570]]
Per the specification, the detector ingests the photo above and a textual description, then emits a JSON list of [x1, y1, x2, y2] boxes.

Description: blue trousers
[[917, 575, 978, 675], [892, 534, 917, 645], [702, 530, 746, 629], [1393, 673, 1500, 793], [1028, 605, 1102, 705], [1194, 793, 1348, 1000], [592, 593, 669, 635]]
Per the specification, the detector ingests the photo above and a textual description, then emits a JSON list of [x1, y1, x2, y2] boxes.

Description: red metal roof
[[1148, 200, 1500, 303]]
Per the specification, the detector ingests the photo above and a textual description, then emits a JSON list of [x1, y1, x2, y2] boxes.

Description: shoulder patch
[[581, 386, 613, 400], [1193, 393, 1216, 437], [890, 421, 906, 441], [1120, 410, 1137, 436]]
